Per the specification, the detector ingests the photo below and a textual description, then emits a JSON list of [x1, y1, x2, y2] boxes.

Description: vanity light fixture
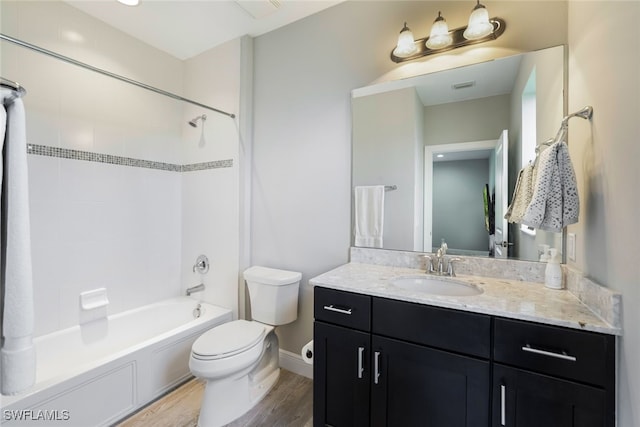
[[464, 0, 495, 40], [392, 23, 419, 58], [425, 12, 453, 50], [391, 1, 505, 63], [117, 0, 139, 6]]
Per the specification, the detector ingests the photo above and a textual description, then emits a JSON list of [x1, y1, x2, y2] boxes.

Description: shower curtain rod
[[0, 33, 236, 119]]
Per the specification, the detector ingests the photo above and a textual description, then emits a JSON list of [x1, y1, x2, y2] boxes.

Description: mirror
[[352, 46, 565, 262]]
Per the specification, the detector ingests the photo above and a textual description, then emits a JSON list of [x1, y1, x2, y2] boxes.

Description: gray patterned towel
[[521, 141, 579, 232]]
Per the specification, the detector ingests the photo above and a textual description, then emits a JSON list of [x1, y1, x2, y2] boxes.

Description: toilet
[[189, 266, 301, 427]]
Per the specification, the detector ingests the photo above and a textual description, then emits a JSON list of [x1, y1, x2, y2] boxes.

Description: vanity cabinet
[[492, 318, 615, 427], [313, 287, 372, 426], [314, 287, 616, 427], [314, 287, 491, 427], [314, 322, 371, 426]]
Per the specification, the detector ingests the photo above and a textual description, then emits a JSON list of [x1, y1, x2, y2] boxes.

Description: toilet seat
[[192, 320, 265, 361]]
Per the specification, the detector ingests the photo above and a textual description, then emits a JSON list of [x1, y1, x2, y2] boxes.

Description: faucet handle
[[193, 254, 210, 274], [422, 255, 436, 274], [447, 257, 464, 277]]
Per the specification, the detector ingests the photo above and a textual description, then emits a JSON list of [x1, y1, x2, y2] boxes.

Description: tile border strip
[[27, 144, 233, 172], [182, 159, 233, 172]]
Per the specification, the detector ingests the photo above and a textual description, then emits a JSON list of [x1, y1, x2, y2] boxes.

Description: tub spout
[[186, 284, 205, 296]]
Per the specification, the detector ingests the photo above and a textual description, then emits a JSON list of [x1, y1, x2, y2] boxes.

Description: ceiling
[[64, 0, 344, 60], [352, 53, 523, 108], [351, 53, 525, 163]]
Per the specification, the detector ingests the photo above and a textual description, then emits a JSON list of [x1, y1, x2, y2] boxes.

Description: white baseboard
[[279, 349, 313, 379]]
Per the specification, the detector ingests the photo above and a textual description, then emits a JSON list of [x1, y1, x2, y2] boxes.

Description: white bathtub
[[1, 297, 232, 426]]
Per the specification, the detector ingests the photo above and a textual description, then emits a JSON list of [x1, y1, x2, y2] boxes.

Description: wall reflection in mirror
[[351, 45, 565, 262]]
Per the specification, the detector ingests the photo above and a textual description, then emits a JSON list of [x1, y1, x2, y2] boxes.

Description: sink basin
[[390, 276, 483, 297]]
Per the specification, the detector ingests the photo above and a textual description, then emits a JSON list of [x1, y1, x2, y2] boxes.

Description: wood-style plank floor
[[117, 369, 313, 427]]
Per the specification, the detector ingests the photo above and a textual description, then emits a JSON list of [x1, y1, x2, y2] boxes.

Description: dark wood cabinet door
[[493, 364, 611, 427], [370, 335, 490, 427], [314, 322, 371, 427]]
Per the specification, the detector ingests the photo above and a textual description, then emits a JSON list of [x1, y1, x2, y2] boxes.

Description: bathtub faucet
[[186, 283, 205, 296]]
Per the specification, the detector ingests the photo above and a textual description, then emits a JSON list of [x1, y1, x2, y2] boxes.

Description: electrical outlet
[[567, 233, 576, 261]]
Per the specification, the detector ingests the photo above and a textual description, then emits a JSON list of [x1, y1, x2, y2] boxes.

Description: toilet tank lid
[[244, 266, 302, 286]]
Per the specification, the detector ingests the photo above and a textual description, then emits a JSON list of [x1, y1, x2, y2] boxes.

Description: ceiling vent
[[452, 81, 476, 90], [235, 0, 282, 19]]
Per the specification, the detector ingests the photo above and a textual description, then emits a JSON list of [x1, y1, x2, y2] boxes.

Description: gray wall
[[433, 159, 489, 252], [352, 87, 423, 251], [424, 94, 511, 146]]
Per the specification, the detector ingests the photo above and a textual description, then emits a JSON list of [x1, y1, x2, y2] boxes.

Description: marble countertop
[[310, 262, 621, 335]]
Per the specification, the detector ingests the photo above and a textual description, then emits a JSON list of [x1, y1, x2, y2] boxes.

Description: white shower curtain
[[0, 89, 36, 395]]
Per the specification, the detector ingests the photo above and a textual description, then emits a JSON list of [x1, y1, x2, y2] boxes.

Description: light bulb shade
[[393, 23, 418, 58], [426, 12, 453, 50], [463, 2, 494, 40]]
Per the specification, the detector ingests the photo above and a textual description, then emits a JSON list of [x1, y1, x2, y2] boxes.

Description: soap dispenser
[[544, 248, 563, 289]]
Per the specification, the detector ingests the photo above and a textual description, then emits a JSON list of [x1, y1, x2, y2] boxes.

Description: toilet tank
[[244, 266, 301, 325]]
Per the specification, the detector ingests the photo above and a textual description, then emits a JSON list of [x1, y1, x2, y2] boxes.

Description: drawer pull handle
[[323, 305, 352, 315], [374, 351, 381, 385], [500, 384, 506, 426], [521, 344, 577, 362], [357, 347, 364, 379]]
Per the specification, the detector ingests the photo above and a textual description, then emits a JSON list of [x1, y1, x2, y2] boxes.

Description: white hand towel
[[1, 92, 36, 395], [354, 185, 385, 248]]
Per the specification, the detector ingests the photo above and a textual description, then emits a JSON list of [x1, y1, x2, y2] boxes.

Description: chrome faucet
[[186, 283, 205, 296], [435, 239, 448, 274], [435, 248, 445, 274], [422, 239, 462, 276], [439, 239, 448, 256]]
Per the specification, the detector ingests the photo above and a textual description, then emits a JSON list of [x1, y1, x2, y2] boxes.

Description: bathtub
[[1, 297, 232, 426]]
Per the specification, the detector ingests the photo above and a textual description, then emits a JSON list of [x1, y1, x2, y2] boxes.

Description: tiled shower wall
[[2, 1, 241, 336]]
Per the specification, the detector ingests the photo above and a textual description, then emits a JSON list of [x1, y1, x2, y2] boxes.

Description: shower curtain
[[0, 88, 35, 395]]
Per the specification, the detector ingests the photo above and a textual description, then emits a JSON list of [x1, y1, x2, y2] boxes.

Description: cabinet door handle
[[323, 305, 352, 315], [374, 351, 381, 385], [521, 344, 577, 362], [357, 347, 365, 379], [500, 384, 506, 426]]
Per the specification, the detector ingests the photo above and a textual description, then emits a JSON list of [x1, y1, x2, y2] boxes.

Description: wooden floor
[[117, 369, 313, 427]]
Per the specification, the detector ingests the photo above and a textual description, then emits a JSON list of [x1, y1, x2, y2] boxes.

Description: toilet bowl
[[189, 266, 301, 427], [190, 320, 268, 381]]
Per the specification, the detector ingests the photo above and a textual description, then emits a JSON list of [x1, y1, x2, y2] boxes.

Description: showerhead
[[188, 114, 207, 127]]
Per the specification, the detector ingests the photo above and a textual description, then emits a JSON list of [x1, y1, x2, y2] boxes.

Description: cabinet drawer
[[494, 318, 615, 387], [372, 297, 491, 358], [314, 287, 371, 332]]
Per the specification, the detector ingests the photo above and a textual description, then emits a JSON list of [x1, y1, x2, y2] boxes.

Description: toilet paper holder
[[301, 340, 314, 365]]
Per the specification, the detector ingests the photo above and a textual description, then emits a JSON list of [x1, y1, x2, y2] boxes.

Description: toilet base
[[197, 368, 279, 427], [196, 331, 280, 427]]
